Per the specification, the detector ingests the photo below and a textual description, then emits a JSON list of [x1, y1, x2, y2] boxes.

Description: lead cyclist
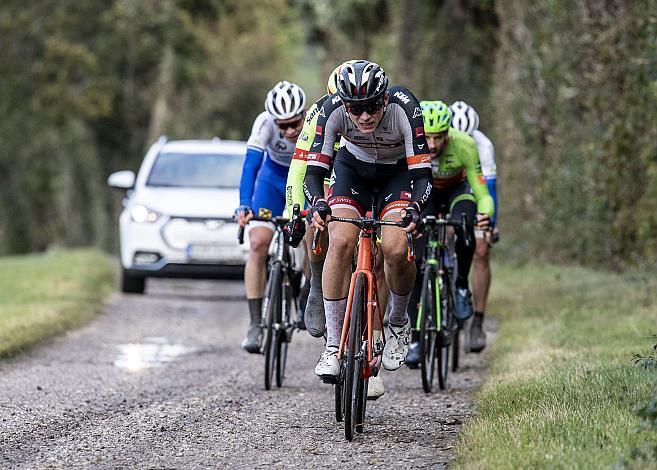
[[305, 60, 433, 399], [450, 100, 498, 353]]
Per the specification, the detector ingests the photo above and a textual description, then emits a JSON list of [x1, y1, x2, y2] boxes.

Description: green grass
[[454, 263, 657, 469], [0, 248, 114, 357]]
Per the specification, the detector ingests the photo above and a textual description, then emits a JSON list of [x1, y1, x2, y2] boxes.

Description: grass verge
[[454, 263, 657, 469], [0, 248, 114, 358]]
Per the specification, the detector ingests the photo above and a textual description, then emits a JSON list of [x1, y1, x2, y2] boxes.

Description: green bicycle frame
[[416, 238, 442, 331]]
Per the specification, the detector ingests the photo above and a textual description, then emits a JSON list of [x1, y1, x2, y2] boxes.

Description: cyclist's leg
[[449, 182, 477, 321], [378, 171, 415, 371], [242, 168, 285, 352], [406, 196, 437, 339], [304, 181, 331, 337], [473, 234, 491, 312], [374, 243, 386, 325], [471, 234, 490, 351], [315, 152, 370, 377]]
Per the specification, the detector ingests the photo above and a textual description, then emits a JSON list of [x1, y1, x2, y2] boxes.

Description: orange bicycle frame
[[337, 228, 386, 378]]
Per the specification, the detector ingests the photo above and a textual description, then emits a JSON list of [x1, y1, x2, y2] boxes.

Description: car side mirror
[[108, 170, 136, 190]]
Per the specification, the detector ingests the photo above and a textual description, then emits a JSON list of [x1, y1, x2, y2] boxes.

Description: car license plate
[[187, 243, 235, 261]]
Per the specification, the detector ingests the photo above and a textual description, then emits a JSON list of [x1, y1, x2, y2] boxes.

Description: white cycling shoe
[[314, 346, 340, 378], [382, 320, 411, 371], [367, 373, 384, 400]]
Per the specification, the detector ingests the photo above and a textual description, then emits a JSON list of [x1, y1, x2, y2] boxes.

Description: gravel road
[[0, 278, 494, 469]]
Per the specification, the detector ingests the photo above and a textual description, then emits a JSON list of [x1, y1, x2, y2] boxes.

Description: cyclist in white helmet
[[449, 100, 498, 352], [235, 81, 306, 353]]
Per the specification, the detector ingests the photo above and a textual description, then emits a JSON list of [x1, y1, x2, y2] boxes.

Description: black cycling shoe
[[469, 312, 486, 353], [242, 324, 262, 354], [405, 341, 421, 369]]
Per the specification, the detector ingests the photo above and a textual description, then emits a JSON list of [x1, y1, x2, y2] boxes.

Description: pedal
[[320, 375, 338, 384]]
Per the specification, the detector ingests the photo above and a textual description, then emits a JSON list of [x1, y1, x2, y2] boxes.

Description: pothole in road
[[114, 336, 195, 371]]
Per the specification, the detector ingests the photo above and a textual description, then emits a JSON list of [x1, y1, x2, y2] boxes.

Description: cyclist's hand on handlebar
[[400, 204, 422, 236], [283, 218, 306, 247], [475, 213, 490, 232], [310, 198, 331, 231], [234, 205, 253, 227]]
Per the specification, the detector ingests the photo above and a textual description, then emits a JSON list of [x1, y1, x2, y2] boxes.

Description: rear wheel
[[121, 268, 145, 294], [263, 264, 282, 390], [344, 273, 366, 441], [420, 267, 438, 393]]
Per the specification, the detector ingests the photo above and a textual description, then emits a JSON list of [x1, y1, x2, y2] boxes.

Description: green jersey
[[432, 128, 494, 217]]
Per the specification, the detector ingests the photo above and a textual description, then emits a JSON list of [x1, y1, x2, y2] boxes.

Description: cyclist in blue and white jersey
[[450, 100, 497, 352], [235, 81, 306, 353]]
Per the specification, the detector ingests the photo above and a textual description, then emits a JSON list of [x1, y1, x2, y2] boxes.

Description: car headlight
[[130, 204, 160, 223]]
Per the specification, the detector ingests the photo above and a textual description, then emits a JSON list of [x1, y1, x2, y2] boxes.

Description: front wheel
[[276, 278, 292, 388], [344, 273, 366, 441], [420, 266, 438, 393], [263, 264, 282, 390]]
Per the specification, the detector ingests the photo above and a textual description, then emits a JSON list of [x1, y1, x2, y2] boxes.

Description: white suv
[[108, 136, 249, 293]]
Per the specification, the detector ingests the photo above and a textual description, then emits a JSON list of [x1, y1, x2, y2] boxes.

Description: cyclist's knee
[[474, 238, 490, 261], [328, 228, 357, 264], [249, 229, 273, 256], [382, 239, 411, 267]]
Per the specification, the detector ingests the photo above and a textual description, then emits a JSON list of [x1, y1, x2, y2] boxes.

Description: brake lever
[[312, 226, 322, 255], [406, 232, 415, 262]]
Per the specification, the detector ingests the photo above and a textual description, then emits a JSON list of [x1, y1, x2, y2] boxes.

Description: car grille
[[161, 217, 236, 250]]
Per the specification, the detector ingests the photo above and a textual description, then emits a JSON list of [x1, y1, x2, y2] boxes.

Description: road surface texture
[[0, 279, 495, 469]]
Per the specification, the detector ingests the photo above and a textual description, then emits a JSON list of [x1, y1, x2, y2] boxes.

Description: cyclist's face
[[276, 113, 305, 142], [426, 131, 449, 157], [345, 96, 387, 134]]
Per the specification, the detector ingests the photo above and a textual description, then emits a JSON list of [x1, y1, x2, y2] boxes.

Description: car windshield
[[146, 152, 245, 188]]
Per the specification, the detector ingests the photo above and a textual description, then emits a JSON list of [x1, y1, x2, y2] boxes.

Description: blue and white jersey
[[247, 111, 296, 167], [472, 130, 496, 179], [472, 129, 498, 223]]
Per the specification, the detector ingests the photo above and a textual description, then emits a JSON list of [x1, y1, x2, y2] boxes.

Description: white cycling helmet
[[265, 81, 306, 120], [449, 100, 480, 135]]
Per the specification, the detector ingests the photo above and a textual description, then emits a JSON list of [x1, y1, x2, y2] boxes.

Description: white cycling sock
[[388, 290, 411, 327], [324, 297, 347, 347]]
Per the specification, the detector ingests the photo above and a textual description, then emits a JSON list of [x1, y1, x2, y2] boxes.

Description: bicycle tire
[[335, 364, 344, 422], [276, 277, 293, 388], [420, 266, 438, 393], [264, 264, 282, 390], [448, 284, 460, 373], [437, 269, 451, 390], [446, 244, 460, 373], [344, 273, 366, 441], [452, 327, 460, 372], [437, 334, 450, 390]]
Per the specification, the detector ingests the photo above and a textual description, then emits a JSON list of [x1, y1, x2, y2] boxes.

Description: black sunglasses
[[345, 99, 384, 116], [276, 118, 303, 130]]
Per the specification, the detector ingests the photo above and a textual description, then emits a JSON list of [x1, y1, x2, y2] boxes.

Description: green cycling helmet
[[420, 100, 452, 133]]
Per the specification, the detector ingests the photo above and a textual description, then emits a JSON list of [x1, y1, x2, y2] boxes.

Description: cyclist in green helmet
[[405, 100, 494, 368]]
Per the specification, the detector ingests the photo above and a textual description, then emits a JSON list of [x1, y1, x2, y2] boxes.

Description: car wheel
[[121, 268, 145, 294]]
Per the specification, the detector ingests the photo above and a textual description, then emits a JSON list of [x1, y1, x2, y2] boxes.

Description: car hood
[[133, 187, 239, 218]]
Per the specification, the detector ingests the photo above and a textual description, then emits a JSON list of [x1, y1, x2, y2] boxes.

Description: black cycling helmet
[[336, 60, 388, 103]]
